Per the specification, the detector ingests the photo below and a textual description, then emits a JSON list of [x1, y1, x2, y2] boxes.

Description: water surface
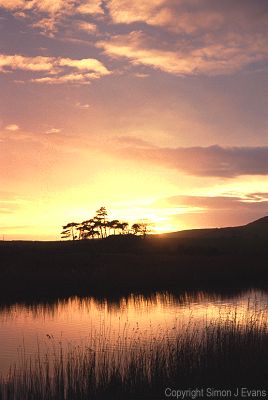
[[0, 289, 268, 376]]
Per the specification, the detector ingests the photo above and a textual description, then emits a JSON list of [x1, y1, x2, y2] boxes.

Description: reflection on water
[[0, 289, 268, 376]]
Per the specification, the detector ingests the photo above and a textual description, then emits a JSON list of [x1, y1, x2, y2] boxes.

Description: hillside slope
[[160, 216, 268, 239]]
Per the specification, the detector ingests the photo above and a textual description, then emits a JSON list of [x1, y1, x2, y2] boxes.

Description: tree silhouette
[[139, 221, 151, 239], [118, 222, 129, 234], [78, 219, 98, 239], [132, 223, 141, 235], [61, 222, 79, 240], [108, 219, 120, 235], [131, 221, 151, 238], [94, 207, 108, 239], [61, 207, 153, 241]]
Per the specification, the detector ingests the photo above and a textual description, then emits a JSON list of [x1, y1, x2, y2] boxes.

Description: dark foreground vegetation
[[1, 216, 268, 303], [1, 230, 268, 304], [0, 311, 267, 399]]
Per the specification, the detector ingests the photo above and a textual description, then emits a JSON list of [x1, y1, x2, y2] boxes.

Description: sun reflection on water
[[0, 290, 268, 376]]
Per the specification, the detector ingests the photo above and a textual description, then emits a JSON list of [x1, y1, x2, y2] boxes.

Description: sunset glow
[[1, 0, 268, 239]]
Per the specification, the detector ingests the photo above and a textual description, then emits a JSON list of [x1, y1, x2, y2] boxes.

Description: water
[[0, 289, 268, 376]]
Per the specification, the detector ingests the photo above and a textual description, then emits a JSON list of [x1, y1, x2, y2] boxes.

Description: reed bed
[[1, 309, 268, 400]]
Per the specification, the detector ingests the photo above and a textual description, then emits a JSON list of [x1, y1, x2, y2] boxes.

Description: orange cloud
[[107, 0, 267, 36], [0, 0, 102, 14], [76, 0, 103, 15], [32, 73, 97, 84], [107, 0, 166, 24], [107, 0, 225, 33], [0, 0, 103, 36], [0, 54, 54, 72], [98, 31, 268, 76], [149, 9, 224, 34], [5, 124, 20, 131], [32, 17, 58, 36], [58, 57, 110, 75], [0, 54, 111, 84], [45, 128, 61, 134], [75, 21, 97, 33], [0, 0, 25, 10]]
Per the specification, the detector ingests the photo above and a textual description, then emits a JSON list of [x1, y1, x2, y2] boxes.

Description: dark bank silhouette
[[0, 215, 268, 302]]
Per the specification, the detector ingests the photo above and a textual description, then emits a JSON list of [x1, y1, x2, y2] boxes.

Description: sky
[[0, 0, 268, 240]]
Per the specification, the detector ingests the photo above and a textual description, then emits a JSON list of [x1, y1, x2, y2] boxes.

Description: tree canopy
[[61, 207, 151, 241]]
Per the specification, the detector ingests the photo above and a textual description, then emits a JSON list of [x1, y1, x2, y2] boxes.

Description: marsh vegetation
[[1, 300, 268, 399]]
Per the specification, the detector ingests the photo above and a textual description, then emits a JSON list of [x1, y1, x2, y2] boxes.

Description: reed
[[1, 308, 267, 399]]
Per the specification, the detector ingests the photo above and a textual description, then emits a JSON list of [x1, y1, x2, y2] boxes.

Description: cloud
[[98, 30, 268, 76], [34, 0, 72, 14], [107, 1, 215, 35], [107, 0, 268, 34], [114, 135, 155, 148], [107, 0, 227, 35], [166, 193, 268, 210], [59, 57, 109, 75], [107, 0, 166, 25], [75, 102, 90, 109], [31, 72, 98, 84], [0, 0, 25, 11], [0, 54, 54, 72], [0, 53, 111, 84], [76, 1, 103, 15], [100, 1, 268, 77], [0, 0, 103, 36], [32, 17, 58, 37], [45, 128, 61, 134], [0, 0, 103, 15], [148, 9, 224, 34], [0, 0, 74, 22], [5, 124, 19, 131], [2, 0, 267, 78], [75, 20, 97, 33], [159, 192, 268, 228], [0, 191, 27, 215], [119, 144, 268, 178]]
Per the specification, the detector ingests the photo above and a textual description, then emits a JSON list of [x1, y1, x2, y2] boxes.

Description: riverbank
[[0, 235, 268, 303]]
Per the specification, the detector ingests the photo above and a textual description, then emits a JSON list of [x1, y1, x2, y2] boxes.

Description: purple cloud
[[159, 192, 268, 228], [121, 145, 268, 177]]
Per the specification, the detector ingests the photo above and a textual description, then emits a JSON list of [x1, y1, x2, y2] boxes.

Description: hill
[[159, 215, 268, 240]]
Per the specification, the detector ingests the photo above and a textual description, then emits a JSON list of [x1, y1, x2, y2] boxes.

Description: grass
[[1, 307, 268, 399]]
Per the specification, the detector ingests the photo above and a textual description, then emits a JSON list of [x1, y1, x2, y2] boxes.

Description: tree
[[61, 222, 79, 240], [79, 219, 97, 240], [108, 219, 120, 235], [61, 208, 153, 242], [132, 223, 142, 235], [94, 207, 108, 239], [131, 221, 151, 239], [118, 222, 129, 234], [139, 221, 151, 239]]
